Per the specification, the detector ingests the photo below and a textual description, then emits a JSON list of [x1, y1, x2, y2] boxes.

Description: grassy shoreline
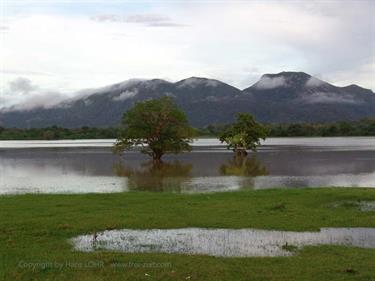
[[1, 188, 375, 280]]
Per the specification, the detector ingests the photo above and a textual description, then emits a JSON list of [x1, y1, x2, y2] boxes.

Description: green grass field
[[1, 188, 375, 281]]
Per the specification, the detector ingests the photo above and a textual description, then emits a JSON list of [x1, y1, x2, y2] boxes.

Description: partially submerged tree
[[114, 97, 195, 161], [219, 113, 268, 156]]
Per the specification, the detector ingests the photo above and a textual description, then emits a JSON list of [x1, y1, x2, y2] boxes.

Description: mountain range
[[1, 71, 374, 128]]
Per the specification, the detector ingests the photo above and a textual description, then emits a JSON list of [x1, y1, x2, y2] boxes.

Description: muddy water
[[1, 137, 375, 194]]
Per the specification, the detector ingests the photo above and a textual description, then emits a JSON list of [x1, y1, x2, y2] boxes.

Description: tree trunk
[[152, 150, 164, 161], [235, 148, 248, 157]]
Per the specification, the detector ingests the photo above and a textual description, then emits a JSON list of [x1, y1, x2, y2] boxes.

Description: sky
[[0, 0, 374, 109]]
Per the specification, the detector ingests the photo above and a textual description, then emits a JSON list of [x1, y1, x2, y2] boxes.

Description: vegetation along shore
[[1, 119, 374, 140]]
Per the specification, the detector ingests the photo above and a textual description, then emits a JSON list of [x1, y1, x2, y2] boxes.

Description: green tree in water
[[219, 113, 268, 156], [114, 97, 195, 161]]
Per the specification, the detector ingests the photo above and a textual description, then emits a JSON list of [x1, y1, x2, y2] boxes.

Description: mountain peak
[[342, 84, 369, 91], [176, 77, 221, 88], [252, 71, 315, 90], [1, 72, 375, 128], [261, 71, 311, 79], [341, 84, 374, 95]]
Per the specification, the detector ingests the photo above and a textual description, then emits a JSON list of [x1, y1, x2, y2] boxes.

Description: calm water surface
[[1, 137, 375, 194]]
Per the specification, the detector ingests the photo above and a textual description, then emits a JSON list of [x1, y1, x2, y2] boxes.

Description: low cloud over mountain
[[1, 72, 374, 128]]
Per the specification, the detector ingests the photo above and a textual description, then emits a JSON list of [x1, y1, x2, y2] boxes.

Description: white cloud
[[0, 96, 7, 106], [305, 77, 325, 87], [254, 76, 287, 89], [0, 0, 373, 105], [177, 77, 220, 88], [90, 13, 183, 27], [302, 92, 360, 104], [2, 91, 67, 111], [0, 25, 9, 32], [0, 77, 70, 111], [112, 90, 138, 101], [206, 80, 220, 87], [9, 77, 38, 94]]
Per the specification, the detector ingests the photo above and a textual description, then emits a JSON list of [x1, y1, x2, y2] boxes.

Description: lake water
[[71, 227, 375, 257], [1, 137, 375, 194]]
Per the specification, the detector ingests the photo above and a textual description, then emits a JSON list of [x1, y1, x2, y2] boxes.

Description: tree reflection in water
[[113, 160, 192, 192], [219, 155, 268, 177]]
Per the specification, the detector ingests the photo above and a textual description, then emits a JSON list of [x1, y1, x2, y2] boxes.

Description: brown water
[[1, 137, 375, 194]]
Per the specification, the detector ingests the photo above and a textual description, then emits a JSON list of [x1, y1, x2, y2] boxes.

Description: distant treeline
[[198, 119, 375, 137], [0, 126, 119, 140], [1, 119, 375, 140]]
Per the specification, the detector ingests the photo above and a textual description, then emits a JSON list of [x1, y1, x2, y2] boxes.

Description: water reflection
[[114, 160, 192, 192], [219, 156, 268, 176], [112, 157, 270, 193], [71, 227, 375, 257]]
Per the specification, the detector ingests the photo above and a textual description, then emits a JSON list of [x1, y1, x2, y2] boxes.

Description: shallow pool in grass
[[71, 227, 375, 257]]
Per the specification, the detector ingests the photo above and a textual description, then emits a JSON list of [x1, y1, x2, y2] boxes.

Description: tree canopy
[[114, 97, 195, 160], [219, 113, 268, 156]]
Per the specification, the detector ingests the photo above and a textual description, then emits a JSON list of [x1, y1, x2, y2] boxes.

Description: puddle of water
[[359, 201, 375, 212], [0, 175, 126, 194], [71, 227, 375, 257], [180, 177, 254, 193], [253, 173, 375, 189], [331, 201, 375, 212]]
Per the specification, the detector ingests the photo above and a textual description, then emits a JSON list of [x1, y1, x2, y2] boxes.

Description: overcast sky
[[0, 0, 374, 108]]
